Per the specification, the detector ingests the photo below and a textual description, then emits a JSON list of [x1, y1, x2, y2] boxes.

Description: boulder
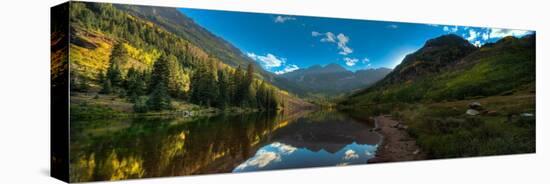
[[466, 109, 480, 116], [469, 102, 482, 110], [391, 123, 401, 128]]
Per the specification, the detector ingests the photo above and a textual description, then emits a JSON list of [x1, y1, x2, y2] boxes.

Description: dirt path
[[368, 115, 426, 163]]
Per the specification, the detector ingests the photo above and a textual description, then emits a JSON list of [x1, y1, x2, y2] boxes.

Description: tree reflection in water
[[69, 110, 379, 182]]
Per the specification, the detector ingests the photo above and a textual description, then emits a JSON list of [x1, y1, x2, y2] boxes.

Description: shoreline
[[368, 115, 426, 163]]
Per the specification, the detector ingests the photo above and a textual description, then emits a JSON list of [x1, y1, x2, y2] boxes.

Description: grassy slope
[[343, 36, 535, 106], [340, 35, 536, 158], [391, 93, 535, 158]]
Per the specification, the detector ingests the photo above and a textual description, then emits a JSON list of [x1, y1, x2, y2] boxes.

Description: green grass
[[69, 92, 245, 121], [70, 102, 130, 121], [391, 94, 535, 158], [342, 43, 535, 107]]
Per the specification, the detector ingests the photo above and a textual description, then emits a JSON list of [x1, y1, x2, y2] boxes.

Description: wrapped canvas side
[[51, 2, 70, 183]]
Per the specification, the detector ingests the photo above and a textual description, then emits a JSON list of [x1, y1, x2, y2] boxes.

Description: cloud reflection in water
[[233, 142, 378, 172]]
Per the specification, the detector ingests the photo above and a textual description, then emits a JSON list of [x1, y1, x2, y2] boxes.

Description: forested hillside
[[68, 2, 311, 115]]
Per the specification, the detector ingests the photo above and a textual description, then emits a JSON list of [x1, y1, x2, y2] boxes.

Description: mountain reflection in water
[[69, 110, 380, 182], [234, 111, 381, 172]]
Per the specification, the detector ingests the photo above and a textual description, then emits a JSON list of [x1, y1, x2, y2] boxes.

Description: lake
[[69, 110, 382, 182]]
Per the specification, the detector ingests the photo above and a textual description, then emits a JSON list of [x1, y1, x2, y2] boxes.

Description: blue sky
[[179, 8, 533, 74]]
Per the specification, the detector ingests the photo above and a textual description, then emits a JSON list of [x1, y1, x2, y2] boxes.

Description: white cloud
[[336, 33, 349, 44], [320, 32, 336, 43], [443, 26, 458, 33], [270, 142, 298, 154], [466, 29, 480, 41], [344, 57, 359, 66], [312, 31, 353, 55], [311, 31, 322, 37], [336, 33, 353, 55], [343, 149, 359, 160], [482, 32, 490, 40], [247, 52, 285, 69], [387, 24, 398, 29], [362, 57, 370, 63], [339, 47, 353, 55], [233, 142, 298, 171], [246, 52, 257, 59], [274, 15, 296, 23], [489, 28, 531, 39], [451, 26, 459, 32], [275, 64, 300, 75], [235, 150, 281, 170], [473, 41, 482, 47]]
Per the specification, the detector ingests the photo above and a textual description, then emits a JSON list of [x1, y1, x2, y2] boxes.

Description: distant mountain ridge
[[278, 63, 392, 95]]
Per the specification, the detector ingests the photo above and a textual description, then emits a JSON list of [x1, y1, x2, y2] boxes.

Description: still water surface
[[70, 110, 381, 182]]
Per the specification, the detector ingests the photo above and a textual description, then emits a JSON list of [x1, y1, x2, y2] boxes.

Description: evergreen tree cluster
[[189, 63, 279, 110], [71, 2, 281, 112], [95, 44, 279, 112]]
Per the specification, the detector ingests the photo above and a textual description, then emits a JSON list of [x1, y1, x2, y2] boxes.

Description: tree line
[[93, 43, 279, 112]]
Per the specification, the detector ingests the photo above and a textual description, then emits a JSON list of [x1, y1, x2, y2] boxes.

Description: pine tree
[[256, 81, 267, 110], [145, 55, 173, 111], [203, 68, 219, 107], [245, 63, 254, 87], [125, 67, 145, 102], [100, 79, 113, 94], [106, 63, 122, 88], [106, 43, 126, 87], [189, 61, 206, 105], [165, 55, 188, 99], [189, 60, 218, 107], [244, 63, 255, 107], [232, 65, 245, 106], [149, 55, 170, 93], [97, 71, 106, 84], [216, 70, 229, 109], [146, 82, 171, 111]]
